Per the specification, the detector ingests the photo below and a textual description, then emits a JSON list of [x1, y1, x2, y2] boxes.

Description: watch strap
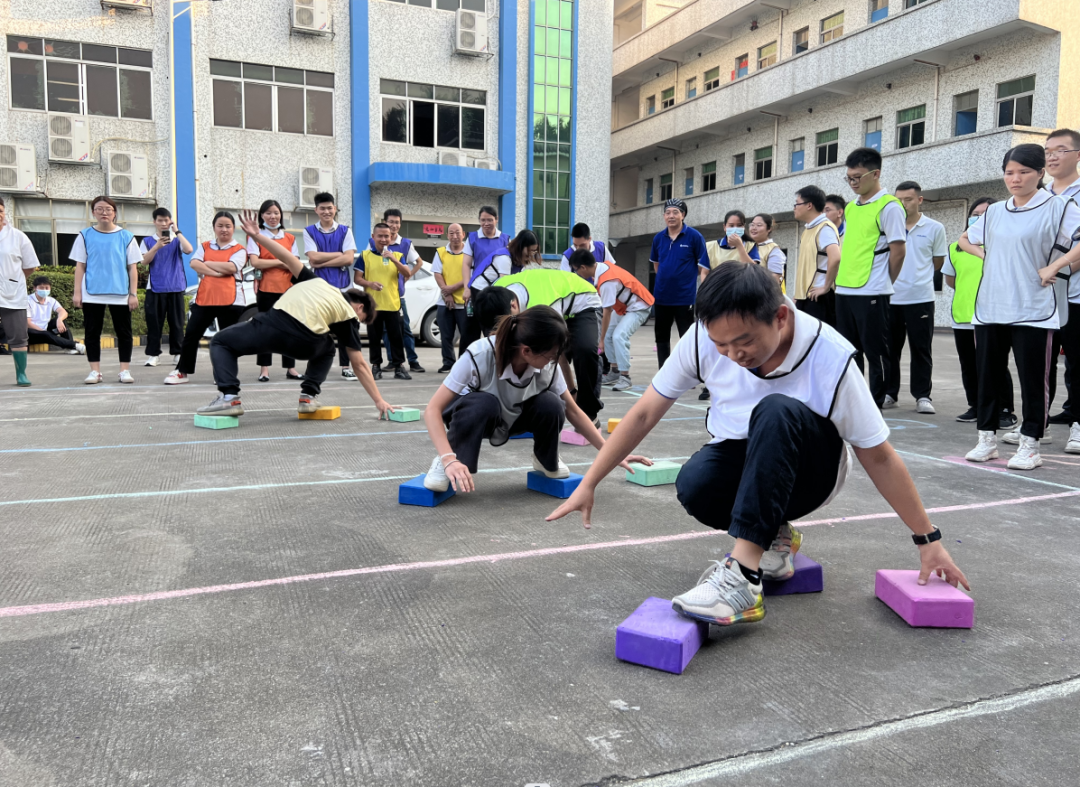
[[912, 527, 941, 545]]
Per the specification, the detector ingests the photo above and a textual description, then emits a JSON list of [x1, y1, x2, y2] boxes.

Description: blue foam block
[[509, 432, 533, 440], [398, 474, 456, 507], [616, 597, 708, 674], [526, 471, 583, 498]]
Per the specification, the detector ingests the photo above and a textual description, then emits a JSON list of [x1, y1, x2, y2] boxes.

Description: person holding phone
[[140, 206, 192, 368]]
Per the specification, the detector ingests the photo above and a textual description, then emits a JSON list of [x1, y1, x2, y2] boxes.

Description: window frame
[[870, 0, 889, 23], [685, 76, 697, 99], [793, 27, 810, 54], [704, 67, 721, 92], [757, 41, 777, 70], [733, 153, 746, 186], [815, 128, 839, 167], [754, 146, 773, 181], [896, 104, 927, 149], [790, 137, 805, 173], [659, 172, 673, 201], [864, 116, 883, 151], [701, 161, 717, 192], [820, 12, 844, 44], [646, 94, 656, 115], [212, 60, 336, 137], [953, 89, 978, 136], [905, 0, 929, 7], [996, 76, 1035, 128], [684, 166, 694, 196], [660, 87, 675, 110], [645, 177, 654, 205], [734, 54, 749, 80], [378, 79, 486, 151]]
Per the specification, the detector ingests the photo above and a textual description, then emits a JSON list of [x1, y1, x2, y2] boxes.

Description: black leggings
[[974, 324, 1052, 438], [954, 328, 1013, 412], [82, 302, 133, 364], [178, 303, 243, 375], [653, 304, 694, 369], [255, 291, 295, 369]]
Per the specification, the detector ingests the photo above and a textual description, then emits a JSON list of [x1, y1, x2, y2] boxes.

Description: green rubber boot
[[14, 350, 31, 387]]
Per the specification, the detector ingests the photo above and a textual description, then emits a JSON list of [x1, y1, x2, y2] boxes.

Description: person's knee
[[749, 394, 810, 429], [532, 390, 566, 416]]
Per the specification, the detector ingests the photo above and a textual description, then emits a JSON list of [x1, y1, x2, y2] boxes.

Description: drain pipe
[[914, 59, 944, 143], [657, 145, 678, 199], [760, 110, 782, 169], [658, 57, 680, 102]]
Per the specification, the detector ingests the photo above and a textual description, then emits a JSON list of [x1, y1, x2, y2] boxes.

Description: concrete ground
[[0, 330, 1077, 787]]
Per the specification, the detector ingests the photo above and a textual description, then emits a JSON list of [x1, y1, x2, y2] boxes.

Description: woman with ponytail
[[248, 199, 301, 382], [420, 304, 650, 494]]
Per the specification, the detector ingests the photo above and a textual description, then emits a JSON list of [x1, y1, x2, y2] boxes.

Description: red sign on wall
[[423, 224, 445, 237]]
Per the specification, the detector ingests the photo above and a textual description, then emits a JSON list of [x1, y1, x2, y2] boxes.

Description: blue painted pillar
[[351, 0, 371, 233], [172, 1, 198, 286], [498, 0, 517, 233]]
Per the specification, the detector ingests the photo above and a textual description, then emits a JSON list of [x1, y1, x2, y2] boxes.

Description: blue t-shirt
[[650, 225, 708, 306]]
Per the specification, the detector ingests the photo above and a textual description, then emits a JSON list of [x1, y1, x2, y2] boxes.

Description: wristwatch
[[912, 526, 941, 546]]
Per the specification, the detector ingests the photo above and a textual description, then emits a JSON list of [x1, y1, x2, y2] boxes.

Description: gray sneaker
[[601, 370, 621, 386], [672, 557, 765, 626], [759, 523, 803, 581], [197, 393, 244, 416], [298, 394, 319, 414], [611, 375, 632, 392]]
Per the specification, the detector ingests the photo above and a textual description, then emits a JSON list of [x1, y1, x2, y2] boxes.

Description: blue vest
[[466, 230, 509, 268], [147, 237, 186, 293], [82, 227, 135, 297], [561, 240, 606, 265], [306, 223, 352, 289], [469, 250, 522, 288], [387, 237, 413, 296]]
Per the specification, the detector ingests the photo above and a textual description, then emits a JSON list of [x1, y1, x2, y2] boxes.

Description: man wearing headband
[[650, 198, 708, 369]]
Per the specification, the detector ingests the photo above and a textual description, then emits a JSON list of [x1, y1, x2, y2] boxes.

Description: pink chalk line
[[2, 489, 1077, 619]]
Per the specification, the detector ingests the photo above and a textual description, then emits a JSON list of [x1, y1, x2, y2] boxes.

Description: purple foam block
[[875, 570, 974, 628], [762, 553, 824, 596], [615, 597, 708, 674], [559, 429, 590, 446]]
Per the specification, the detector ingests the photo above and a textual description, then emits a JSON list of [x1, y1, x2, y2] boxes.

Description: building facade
[[0, 0, 612, 278], [607, 0, 1080, 323]]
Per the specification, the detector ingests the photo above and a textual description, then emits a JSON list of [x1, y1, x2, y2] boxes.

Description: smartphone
[[161, 230, 171, 241]]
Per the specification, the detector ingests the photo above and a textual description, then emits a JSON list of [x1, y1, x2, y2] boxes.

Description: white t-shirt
[[651, 303, 889, 450], [558, 241, 617, 271], [804, 215, 841, 289], [892, 215, 948, 305], [443, 351, 568, 397], [246, 226, 300, 258], [836, 190, 907, 297], [1044, 180, 1080, 200], [502, 281, 603, 316], [0, 224, 40, 309], [389, 233, 421, 266], [26, 294, 61, 327], [192, 240, 248, 306], [69, 227, 142, 305], [760, 242, 787, 277], [431, 246, 467, 274], [470, 253, 516, 292]]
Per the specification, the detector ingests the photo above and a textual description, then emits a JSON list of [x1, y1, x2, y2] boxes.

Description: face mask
[[726, 227, 744, 238], [36, 289, 50, 299], [968, 216, 979, 227]]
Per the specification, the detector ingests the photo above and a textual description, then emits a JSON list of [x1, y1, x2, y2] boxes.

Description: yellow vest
[[794, 219, 838, 299], [274, 277, 356, 334], [437, 246, 466, 305], [706, 239, 756, 269], [361, 249, 402, 312]]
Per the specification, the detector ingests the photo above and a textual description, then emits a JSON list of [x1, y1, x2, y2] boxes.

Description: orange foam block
[[607, 418, 622, 434], [298, 406, 341, 420]]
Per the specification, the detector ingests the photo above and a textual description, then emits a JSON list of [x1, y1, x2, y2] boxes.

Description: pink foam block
[[875, 570, 974, 628], [615, 597, 708, 674], [559, 429, 590, 446]]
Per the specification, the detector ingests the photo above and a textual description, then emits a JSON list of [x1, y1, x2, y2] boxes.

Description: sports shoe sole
[[673, 600, 766, 626], [298, 404, 319, 414], [200, 407, 245, 417], [1007, 456, 1043, 470], [762, 526, 803, 582], [1065, 443, 1080, 455], [965, 450, 999, 462]]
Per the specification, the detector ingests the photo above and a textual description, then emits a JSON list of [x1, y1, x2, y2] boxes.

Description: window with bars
[[997, 76, 1034, 127], [660, 172, 673, 200], [213, 60, 334, 136], [870, 0, 889, 23], [661, 87, 675, 110], [758, 42, 777, 70], [704, 66, 721, 91], [790, 138, 805, 173], [821, 12, 844, 44], [702, 161, 716, 192], [793, 27, 809, 54], [380, 80, 485, 149], [816, 128, 839, 166], [896, 105, 926, 149], [754, 146, 773, 180], [733, 154, 745, 185], [954, 90, 978, 136], [864, 116, 883, 151], [685, 77, 697, 99]]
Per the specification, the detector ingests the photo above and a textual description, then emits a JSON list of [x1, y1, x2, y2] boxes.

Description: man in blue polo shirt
[[651, 198, 707, 370]]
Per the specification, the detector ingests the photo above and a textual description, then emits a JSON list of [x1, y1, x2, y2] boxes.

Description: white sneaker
[[423, 456, 450, 492], [1002, 429, 1051, 445], [882, 395, 898, 410], [66, 348, 80, 355], [68, 343, 86, 355], [671, 557, 765, 626], [118, 370, 135, 384], [84, 370, 102, 385], [164, 370, 188, 385], [144, 355, 159, 367], [759, 523, 803, 581], [532, 454, 570, 479], [965, 430, 998, 463], [612, 376, 633, 392], [916, 398, 936, 415], [1066, 423, 1080, 454], [1007, 435, 1043, 471], [197, 393, 244, 416]]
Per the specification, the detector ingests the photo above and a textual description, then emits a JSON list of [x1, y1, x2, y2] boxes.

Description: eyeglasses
[[1044, 149, 1079, 160], [793, 201, 809, 208], [842, 170, 878, 185]]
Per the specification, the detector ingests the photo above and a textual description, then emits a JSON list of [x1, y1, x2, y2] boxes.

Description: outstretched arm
[[238, 210, 304, 276], [345, 346, 394, 418]]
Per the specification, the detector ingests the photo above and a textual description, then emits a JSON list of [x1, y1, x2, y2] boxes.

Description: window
[[816, 128, 839, 166], [821, 12, 844, 44], [793, 27, 809, 54], [661, 87, 675, 110], [733, 154, 745, 185], [896, 104, 926, 149], [758, 42, 777, 70], [870, 0, 888, 23], [702, 161, 717, 192], [394, 0, 485, 8], [685, 77, 697, 99], [754, 146, 773, 180], [734, 54, 748, 80], [997, 76, 1035, 127], [790, 138, 805, 173], [212, 60, 334, 136], [684, 167, 694, 196], [380, 80, 485, 149], [864, 116, 883, 151], [6, 35, 153, 119], [645, 178, 654, 205], [10, 198, 155, 268], [660, 172, 673, 200], [646, 95, 656, 115], [954, 90, 978, 136], [905, 0, 929, 6], [704, 67, 721, 92]]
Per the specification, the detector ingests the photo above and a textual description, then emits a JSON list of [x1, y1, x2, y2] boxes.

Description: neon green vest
[[836, 194, 904, 289], [948, 242, 982, 325], [493, 269, 597, 313]]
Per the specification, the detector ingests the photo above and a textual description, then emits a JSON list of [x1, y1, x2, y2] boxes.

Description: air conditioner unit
[[292, 0, 330, 34], [454, 8, 489, 56], [48, 115, 91, 163], [101, 0, 153, 10], [471, 158, 497, 170], [438, 150, 466, 167], [0, 143, 38, 192], [298, 166, 333, 209], [106, 151, 151, 199]]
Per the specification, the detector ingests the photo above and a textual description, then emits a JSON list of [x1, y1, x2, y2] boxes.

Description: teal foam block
[[399, 475, 456, 506], [388, 408, 421, 422], [194, 414, 239, 429], [625, 460, 682, 486]]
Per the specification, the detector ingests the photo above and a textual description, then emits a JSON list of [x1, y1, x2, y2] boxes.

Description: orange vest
[[195, 242, 240, 307], [597, 264, 654, 315], [255, 232, 296, 294]]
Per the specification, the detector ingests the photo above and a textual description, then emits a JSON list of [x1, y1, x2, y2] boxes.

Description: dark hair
[[0, 196, 5, 208], [343, 289, 377, 325], [796, 185, 826, 212], [479, 205, 498, 219], [212, 210, 235, 227], [571, 222, 591, 239], [91, 195, 117, 212], [895, 180, 922, 194], [567, 248, 597, 272], [1047, 128, 1080, 149], [152, 206, 172, 220], [32, 275, 51, 288], [507, 229, 539, 266], [824, 194, 847, 212], [723, 210, 746, 226], [474, 286, 518, 335], [751, 213, 774, 232], [697, 262, 783, 326], [372, 222, 391, 233], [383, 208, 402, 221], [844, 147, 882, 171], [313, 192, 335, 207], [1002, 144, 1046, 182], [968, 197, 997, 218], [493, 305, 569, 374], [258, 199, 284, 229]]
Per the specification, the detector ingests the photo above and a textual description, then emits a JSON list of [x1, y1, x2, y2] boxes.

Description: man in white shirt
[[559, 223, 617, 272], [886, 181, 948, 414], [0, 196, 40, 386], [548, 262, 968, 629], [26, 275, 84, 355]]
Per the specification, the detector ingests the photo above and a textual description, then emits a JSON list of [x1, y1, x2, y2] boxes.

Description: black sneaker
[[1048, 410, 1074, 425], [955, 407, 977, 423], [438, 364, 453, 373], [342, 368, 357, 381], [394, 366, 412, 380], [999, 411, 1018, 429], [409, 362, 426, 373], [372, 364, 382, 380], [698, 388, 710, 400]]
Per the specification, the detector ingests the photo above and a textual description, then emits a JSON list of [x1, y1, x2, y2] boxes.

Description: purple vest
[[307, 223, 352, 289], [147, 237, 187, 293], [466, 230, 509, 269], [561, 240, 606, 265]]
